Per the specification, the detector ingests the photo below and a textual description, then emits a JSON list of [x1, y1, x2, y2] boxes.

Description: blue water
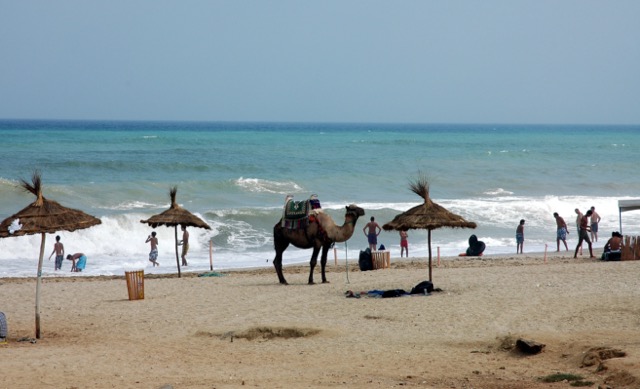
[[1, 120, 639, 277]]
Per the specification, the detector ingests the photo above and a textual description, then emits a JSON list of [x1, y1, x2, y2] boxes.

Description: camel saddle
[[281, 195, 322, 230]]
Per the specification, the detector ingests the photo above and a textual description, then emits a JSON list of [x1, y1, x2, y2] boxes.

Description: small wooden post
[[544, 244, 548, 264], [437, 246, 440, 267]]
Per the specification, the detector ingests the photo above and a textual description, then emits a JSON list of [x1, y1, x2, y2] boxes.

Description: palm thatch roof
[[382, 173, 476, 283], [382, 175, 476, 232], [0, 170, 101, 340], [140, 186, 211, 277], [0, 171, 102, 237], [140, 187, 211, 230]]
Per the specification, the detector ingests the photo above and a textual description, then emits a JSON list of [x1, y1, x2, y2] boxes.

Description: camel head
[[345, 204, 365, 221]]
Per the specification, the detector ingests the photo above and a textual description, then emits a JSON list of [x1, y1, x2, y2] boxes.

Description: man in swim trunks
[[179, 225, 189, 266], [48, 235, 65, 270], [67, 253, 87, 272], [553, 212, 569, 252], [589, 206, 601, 242], [574, 210, 595, 259], [574, 208, 583, 255], [400, 230, 409, 257], [363, 216, 381, 251], [146, 231, 159, 267]]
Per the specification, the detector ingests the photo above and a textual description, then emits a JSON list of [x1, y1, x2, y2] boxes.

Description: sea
[[1, 120, 639, 278]]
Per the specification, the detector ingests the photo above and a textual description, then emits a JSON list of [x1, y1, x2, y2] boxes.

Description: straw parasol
[[0, 171, 101, 339], [382, 174, 476, 282], [140, 186, 211, 277]]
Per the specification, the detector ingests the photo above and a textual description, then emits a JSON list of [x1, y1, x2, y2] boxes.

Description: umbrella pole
[[174, 226, 181, 278], [427, 230, 432, 282], [35, 232, 46, 339]]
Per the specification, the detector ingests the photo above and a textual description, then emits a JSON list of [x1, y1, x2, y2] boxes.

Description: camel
[[273, 204, 365, 285]]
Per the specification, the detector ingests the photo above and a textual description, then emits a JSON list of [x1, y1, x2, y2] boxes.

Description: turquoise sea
[[1, 120, 639, 277]]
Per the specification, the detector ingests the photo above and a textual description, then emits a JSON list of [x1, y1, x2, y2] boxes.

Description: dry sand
[[1, 250, 639, 389]]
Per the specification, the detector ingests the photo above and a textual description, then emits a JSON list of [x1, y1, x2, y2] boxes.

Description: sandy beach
[[1, 249, 639, 389]]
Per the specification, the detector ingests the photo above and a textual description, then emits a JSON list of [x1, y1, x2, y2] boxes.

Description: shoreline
[[0, 246, 606, 282]]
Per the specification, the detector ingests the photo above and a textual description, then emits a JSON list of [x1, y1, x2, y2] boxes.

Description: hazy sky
[[1, 1, 639, 124]]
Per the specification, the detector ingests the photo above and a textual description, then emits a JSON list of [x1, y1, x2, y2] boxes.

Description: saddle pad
[[284, 200, 310, 220]]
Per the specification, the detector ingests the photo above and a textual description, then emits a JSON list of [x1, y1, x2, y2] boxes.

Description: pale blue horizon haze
[[1, 1, 639, 124]]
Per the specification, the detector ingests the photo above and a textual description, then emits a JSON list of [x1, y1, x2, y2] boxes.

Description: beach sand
[[1, 250, 639, 389]]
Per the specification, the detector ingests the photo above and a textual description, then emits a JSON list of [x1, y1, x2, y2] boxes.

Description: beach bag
[[358, 248, 373, 271], [410, 280, 434, 294]]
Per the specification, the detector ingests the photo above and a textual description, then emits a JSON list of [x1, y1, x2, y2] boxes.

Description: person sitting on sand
[[601, 232, 623, 261], [459, 235, 485, 257], [66, 253, 87, 272]]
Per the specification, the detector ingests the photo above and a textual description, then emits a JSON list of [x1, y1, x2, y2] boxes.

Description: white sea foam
[[235, 177, 304, 194], [483, 188, 514, 196]]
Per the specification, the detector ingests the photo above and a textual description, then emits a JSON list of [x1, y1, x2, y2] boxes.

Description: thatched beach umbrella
[[0, 171, 101, 339], [382, 174, 476, 282], [140, 186, 211, 278]]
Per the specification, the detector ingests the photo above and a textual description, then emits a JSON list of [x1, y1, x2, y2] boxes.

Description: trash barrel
[[125, 270, 144, 300]]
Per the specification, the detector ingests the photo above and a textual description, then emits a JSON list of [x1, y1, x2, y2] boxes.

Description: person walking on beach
[[48, 235, 65, 270], [66, 253, 87, 272], [400, 230, 409, 257], [516, 219, 525, 254], [553, 212, 569, 251], [363, 217, 381, 251], [179, 225, 189, 266], [574, 210, 595, 259], [146, 231, 159, 267], [590, 206, 601, 242]]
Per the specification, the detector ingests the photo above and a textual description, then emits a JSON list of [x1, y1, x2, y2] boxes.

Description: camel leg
[[273, 248, 288, 285], [308, 246, 321, 285], [320, 245, 330, 284], [273, 226, 290, 285]]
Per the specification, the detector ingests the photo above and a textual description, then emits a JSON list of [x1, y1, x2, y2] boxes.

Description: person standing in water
[[179, 225, 189, 266], [516, 219, 525, 254], [48, 235, 65, 270], [146, 231, 159, 267]]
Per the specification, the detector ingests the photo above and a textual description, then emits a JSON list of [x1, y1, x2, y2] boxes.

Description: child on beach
[[516, 219, 525, 254], [66, 253, 87, 272], [48, 235, 65, 270], [146, 231, 159, 267]]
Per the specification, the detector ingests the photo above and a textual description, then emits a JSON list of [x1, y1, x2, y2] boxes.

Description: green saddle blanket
[[284, 200, 310, 220]]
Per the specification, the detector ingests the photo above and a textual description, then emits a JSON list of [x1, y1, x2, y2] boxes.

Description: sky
[[1, 1, 639, 125]]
